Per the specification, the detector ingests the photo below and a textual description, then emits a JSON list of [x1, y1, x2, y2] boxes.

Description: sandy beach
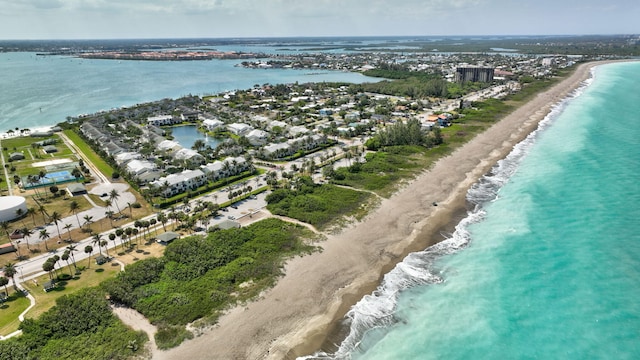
[[152, 61, 605, 360]]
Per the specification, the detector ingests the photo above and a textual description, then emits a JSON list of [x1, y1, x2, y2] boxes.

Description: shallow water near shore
[[308, 62, 640, 359]]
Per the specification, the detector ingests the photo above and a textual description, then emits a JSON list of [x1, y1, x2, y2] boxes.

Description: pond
[[170, 125, 223, 149]]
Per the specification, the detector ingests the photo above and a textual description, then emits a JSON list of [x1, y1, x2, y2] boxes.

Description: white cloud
[[0, 0, 638, 39]]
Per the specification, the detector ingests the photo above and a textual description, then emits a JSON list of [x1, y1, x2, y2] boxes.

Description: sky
[[1, 0, 638, 40]]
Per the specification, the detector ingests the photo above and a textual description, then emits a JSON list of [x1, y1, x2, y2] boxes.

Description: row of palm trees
[[2, 188, 125, 257]]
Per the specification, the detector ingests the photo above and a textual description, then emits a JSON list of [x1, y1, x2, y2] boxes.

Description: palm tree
[[27, 207, 37, 226], [38, 205, 48, 223], [149, 219, 157, 235], [83, 215, 94, 231], [109, 189, 122, 214], [51, 255, 61, 277], [3, 263, 17, 291], [69, 200, 81, 228], [105, 210, 115, 227], [63, 223, 73, 243], [49, 211, 62, 240], [15, 208, 25, 222], [19, 227, 32, 251], [100, 239, 109, 256], [156, 213, 167, 232], [0, 221, 11, 240], [115, 228, 125, 249], [92, 233, 103, 256], [61, 251, 73, 276], [192, 139, 206, 152], [108, 233, 117, 252], [66, 245, 77, 270], [43, 260, 55, 280], [39, 228, 50, 252], [0, 276, 9, 296], [84, 245, 93, 268]]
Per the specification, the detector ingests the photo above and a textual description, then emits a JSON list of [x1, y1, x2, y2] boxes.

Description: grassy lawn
[[0, 291, 31, 336], [21, 263, 121, 321], [63, 130, 114, 178], [1, 134, 75, 175]]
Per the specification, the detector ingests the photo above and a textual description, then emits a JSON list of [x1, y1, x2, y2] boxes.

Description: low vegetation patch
[[0, 287, 147, 360], [101, 218, 317, 348], [266, 177, 372, 229]]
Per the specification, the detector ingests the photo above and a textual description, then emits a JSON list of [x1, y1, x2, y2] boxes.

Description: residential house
[[114, 152, 141, 166], [267, 120, 288, 131], [201, 118, 224, 131], [151, 169, 207, 198], [262, 142, 292, 159], [147, 115, 177, 126], [180, 109, 199, 122], [246, 129, 268, 146], [157, 140, 182, 153], [174, 148, 206, 165], [126, 159, 157, 176], [288, 125, 309, 138], [136, 170, 163, 185], [227, 123, 253, 136]]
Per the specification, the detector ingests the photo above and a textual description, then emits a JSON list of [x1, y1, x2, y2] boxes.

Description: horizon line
[[0, 33, 636, 42]]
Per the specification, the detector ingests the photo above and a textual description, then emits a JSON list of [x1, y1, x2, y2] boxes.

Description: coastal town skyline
[[1, 0, 638, 40]]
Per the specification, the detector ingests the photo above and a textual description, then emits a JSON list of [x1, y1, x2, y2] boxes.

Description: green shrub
[[155, 325, 194, 350]]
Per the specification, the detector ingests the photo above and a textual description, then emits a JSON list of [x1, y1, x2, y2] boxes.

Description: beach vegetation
[[0, 287, 146, 360], [331, 145, 430, 197], [101, 218, 317, 348], [266, 177, 372, 229]]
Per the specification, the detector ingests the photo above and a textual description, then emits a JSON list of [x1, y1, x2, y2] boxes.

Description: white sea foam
[[300, 74, 596, 360]]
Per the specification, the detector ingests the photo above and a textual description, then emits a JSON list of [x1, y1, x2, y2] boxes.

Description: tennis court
[[22, 170, 82, 189]]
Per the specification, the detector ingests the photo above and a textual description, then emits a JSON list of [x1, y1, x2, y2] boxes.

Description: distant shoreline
[[75, 50, 266, 61]]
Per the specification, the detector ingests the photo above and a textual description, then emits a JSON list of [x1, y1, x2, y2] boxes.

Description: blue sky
[[1, 0, 638, 39]]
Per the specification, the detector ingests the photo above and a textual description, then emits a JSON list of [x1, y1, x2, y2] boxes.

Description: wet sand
[[152, 61, 609, 360]]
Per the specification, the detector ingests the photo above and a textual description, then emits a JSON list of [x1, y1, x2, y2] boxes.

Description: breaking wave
[[299, 74, 594, 360]]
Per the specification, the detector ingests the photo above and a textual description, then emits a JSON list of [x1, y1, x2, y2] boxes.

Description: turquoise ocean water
[[0, 52, 374, 132], [308, 62, 640, 359]]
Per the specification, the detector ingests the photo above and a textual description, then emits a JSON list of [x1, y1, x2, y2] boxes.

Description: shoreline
[[152, 60, 613, 360]]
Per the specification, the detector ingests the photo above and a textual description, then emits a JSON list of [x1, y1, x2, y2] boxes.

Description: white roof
[[264, 143, 290, 154], [227, 123, 252, 132], [268, 120, 288, 129], [126, 159, 156, 174], [202, 118, 224, 127], [247, 129, 267, 139], [158, 140, 181, 151], [288, 126, 309, 137], [201, 161, 224, 173], [148, 115, 173, 121], [174, 148, 202, 160]]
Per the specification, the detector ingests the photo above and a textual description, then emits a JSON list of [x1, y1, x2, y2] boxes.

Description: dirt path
[[111, 305, 158, 357]]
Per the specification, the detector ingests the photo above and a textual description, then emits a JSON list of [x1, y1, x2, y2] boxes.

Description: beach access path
[[153, 61, 606, 360]]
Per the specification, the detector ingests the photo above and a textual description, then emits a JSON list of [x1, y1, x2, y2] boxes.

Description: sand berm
[[153, 61, 606, 360]]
